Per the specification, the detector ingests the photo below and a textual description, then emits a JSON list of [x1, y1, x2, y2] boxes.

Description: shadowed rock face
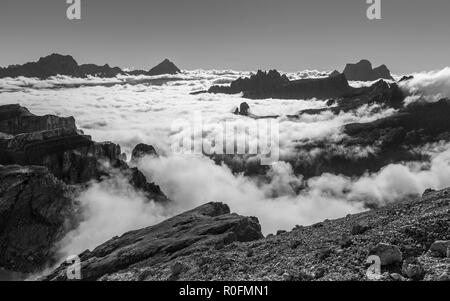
[[0, 104, 77, 135], [43, 202, 263, 281], [0, 54, 181, 79], [343, 60, 394, 81], [0, 165, 77, 273], [0, 127, 122, 184]]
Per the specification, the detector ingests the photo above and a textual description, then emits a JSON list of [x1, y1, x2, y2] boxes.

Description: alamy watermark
[[66, 255, 81, 280], [66, 0, 81, 20], [66, 1, 381, 21], [170, 112, 279, 165], [366, 0, 382, 20]]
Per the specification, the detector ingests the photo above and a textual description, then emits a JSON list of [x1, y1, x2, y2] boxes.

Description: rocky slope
[[0, 54, 180, 79], [44, 188, 450, 281], [43, 202, 263, 281]]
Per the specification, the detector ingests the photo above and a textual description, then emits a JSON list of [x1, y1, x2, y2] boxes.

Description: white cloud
[[399, 67, 450, 103]]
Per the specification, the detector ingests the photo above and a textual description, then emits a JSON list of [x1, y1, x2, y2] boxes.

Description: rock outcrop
[[131, 143, 158, 163], [0, 104, 77, 135], [0, 54, 181, 79], [342, 60, 394, 81], [0, 165, 77, 272], [0, 105, 168, 202], [43, 202, 263, 281], [288, 98, 450, 179]]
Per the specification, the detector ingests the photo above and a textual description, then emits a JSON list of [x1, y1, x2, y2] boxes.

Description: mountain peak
[[147, 59, 180, 76]]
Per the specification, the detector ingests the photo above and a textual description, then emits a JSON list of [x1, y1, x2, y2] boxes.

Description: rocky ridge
[[0, 54, 181, 79], [44, 202, 263, 281], [203, 60, 395, 102], [44, 188, 450, 281]]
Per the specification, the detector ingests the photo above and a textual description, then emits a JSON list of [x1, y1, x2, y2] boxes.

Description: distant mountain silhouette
[[0, 54, 181, 79], [339, 59, 394, 81], [204, 69, 352, 100], [148, 59, 181, 76]]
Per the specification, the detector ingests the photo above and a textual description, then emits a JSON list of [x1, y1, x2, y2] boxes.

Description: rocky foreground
[[44, 188, 450, 281]]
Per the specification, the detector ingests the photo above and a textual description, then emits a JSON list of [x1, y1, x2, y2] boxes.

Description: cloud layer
[[1, 67, 450, 261]]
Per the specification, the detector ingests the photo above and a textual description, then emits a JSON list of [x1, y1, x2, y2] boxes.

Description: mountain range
[[0, 54, 180, 79]]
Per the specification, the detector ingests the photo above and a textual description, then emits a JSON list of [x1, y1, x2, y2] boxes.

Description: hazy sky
[[1, 0, 449, 73]]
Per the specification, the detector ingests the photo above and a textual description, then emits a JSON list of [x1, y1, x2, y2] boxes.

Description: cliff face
[[0, 165, 77, 272], [0, 105, 170, 273]]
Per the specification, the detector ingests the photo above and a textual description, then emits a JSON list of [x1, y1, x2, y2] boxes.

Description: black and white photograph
[[0, 0, 450, 288]]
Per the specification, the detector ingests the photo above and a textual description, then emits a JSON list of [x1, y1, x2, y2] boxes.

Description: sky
[[0, 0, 449, 73]]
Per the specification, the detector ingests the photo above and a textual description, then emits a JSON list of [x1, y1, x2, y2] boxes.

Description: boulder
[[0, 165, 77, 272], [369, 243, 403, 266], [429, 241, 450, 258], [43, 202, 263, 280], [350, 222, 370, 235], [401, 257, 425, 280]]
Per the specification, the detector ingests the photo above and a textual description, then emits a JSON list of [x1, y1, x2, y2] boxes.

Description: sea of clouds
[[1, 68, 450, 260]]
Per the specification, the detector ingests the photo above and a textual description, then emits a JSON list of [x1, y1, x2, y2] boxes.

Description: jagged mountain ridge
[[0, 54, 181, 79]]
